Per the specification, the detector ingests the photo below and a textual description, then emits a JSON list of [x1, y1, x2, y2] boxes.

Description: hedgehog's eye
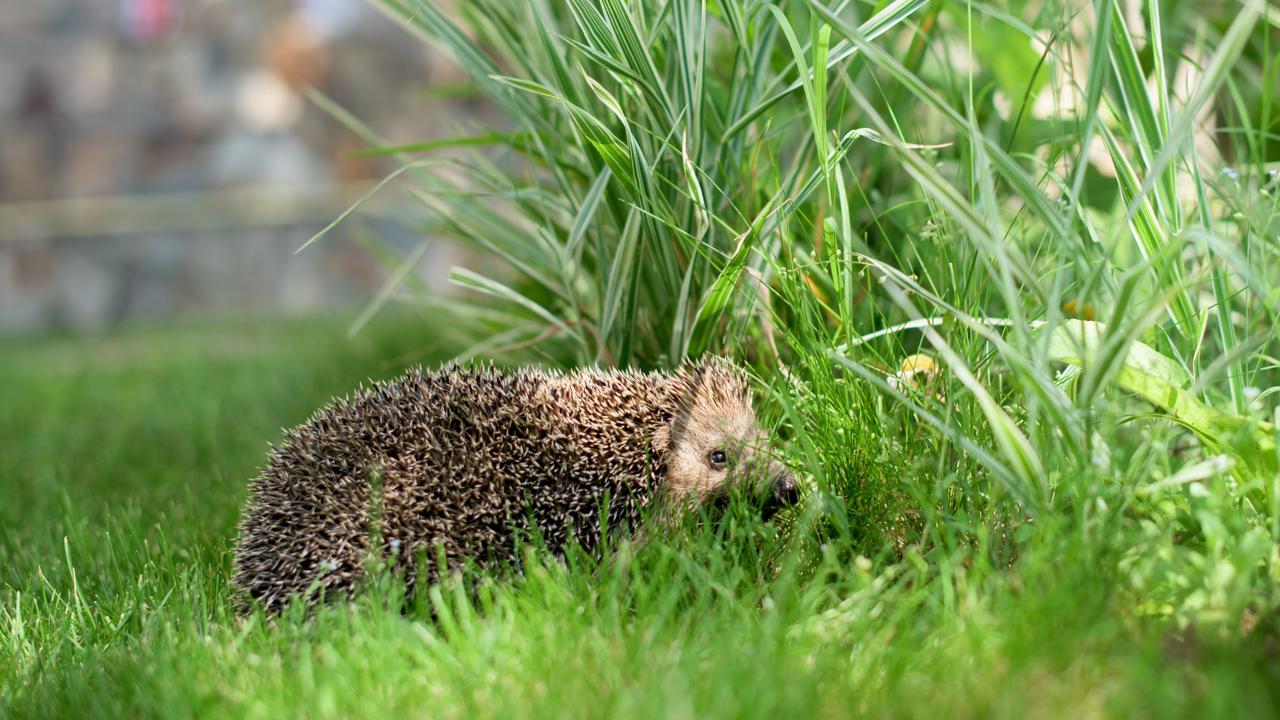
[[707, 449, 728, 471]]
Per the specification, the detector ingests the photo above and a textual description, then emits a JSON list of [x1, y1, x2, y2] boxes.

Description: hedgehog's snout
[[772, 471, 799, 504], [760, 464, 799, 520]]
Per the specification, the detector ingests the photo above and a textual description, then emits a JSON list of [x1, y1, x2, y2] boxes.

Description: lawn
[[5, 0, 1280, 716], [1, 315, 1275, 718], [0, 315, 1274, 717]]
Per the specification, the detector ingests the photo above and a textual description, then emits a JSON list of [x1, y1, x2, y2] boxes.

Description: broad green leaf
[[1048, 320, 1276, 483]]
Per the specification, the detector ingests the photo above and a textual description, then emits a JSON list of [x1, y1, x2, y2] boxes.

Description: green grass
[[6, 0, 1280, 716], [0, 317, 1277, 717]]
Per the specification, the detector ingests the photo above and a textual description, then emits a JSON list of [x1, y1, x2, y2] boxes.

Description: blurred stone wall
[[0, 0, 468, 331]]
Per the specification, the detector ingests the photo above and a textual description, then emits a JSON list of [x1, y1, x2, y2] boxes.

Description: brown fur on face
[[656, 361, 791, 506]]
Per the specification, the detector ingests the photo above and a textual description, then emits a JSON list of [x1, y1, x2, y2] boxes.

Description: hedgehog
[[232, 359, 798, 612]]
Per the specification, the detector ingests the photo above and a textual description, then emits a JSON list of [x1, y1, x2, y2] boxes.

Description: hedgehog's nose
[[773, 473, 799, 505], [761, 470, 800, 520]]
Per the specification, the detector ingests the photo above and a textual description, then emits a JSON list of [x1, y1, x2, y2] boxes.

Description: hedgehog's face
[[655, 362, 798, 519]]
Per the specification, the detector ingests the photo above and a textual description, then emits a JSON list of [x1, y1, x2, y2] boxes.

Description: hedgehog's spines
[[231, 361, 763, 613]]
